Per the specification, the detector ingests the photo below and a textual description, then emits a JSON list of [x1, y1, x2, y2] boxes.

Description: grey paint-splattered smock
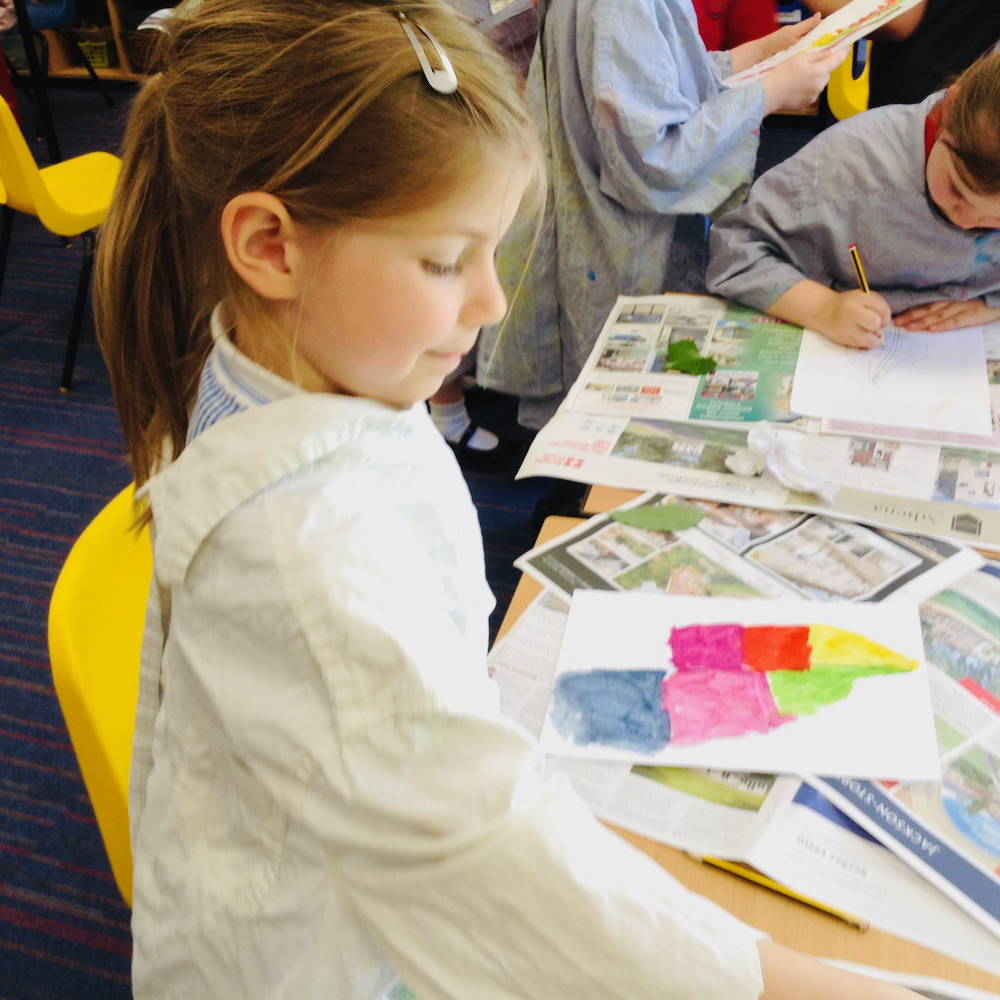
[[706, 97, 1000, 315], [477, 0, 767, 428]]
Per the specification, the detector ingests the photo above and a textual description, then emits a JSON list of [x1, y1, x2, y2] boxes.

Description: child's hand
[[761, 46, 846, 114], [729, 11, 821, 73], [817, 289, 891, 348], [894, 298, 1000, 331]]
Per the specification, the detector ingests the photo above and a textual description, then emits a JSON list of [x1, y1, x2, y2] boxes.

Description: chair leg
[[9, 0, 60, 162], [33, 30, 48, 141], [63, 31, 114, 108], [61, 230, 95, 392], [0, 206, 14, 307]]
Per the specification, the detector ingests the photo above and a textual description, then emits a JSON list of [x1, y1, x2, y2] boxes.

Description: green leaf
[[664, 339, 717, 376], [610, 505, 706, 532]]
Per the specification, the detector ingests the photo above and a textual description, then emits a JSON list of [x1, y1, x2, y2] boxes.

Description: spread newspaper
[[514, 492, 982, 607], [516, 294, 1000, 551]]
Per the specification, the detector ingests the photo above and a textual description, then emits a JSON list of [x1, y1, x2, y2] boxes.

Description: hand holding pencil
[[763, 247, 891, 349]]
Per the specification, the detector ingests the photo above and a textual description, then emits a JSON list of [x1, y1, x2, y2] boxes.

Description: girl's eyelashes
[[423, 260, 461, 276]]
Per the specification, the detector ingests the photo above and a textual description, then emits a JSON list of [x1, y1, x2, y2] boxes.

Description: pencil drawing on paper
[[848, 326, 928, 386], [549, 623, 917, 753]]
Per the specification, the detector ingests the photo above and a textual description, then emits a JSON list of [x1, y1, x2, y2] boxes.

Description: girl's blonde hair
[[95, 0, 542, 485], [944, 47, 1000, 196]]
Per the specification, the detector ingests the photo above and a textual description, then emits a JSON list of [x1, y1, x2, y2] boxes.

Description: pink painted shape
[[669, 623, 745, 672], [661, 670, 794, 745]]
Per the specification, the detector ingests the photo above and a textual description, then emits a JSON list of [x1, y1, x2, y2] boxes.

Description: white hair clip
[[398, 12, 458, 95]]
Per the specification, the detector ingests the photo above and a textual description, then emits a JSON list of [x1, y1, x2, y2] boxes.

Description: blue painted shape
[[549, 669, 671, 752]]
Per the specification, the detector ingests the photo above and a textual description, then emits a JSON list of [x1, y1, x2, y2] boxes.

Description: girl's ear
[[221, 193, 306, 301]]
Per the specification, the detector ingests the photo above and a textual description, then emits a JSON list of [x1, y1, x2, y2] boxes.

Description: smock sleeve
[[184, 473, 766, 1000], [706, 147, 828, 311], [587, 0, 766, 218]]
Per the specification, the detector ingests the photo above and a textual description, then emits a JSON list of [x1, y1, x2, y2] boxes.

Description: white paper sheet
[[540, 592, 940, 779], [791, 327, 993, 437]]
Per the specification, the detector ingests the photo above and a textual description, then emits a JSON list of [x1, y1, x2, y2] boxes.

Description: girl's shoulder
[[145, 395, 450, 588]]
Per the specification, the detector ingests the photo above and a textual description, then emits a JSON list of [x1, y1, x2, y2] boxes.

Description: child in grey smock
[[707, 57, 1000, 349]]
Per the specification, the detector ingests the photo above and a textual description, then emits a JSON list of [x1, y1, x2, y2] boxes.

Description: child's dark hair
[[95, 0, 542, 485], [944, 47, 1000, 196]]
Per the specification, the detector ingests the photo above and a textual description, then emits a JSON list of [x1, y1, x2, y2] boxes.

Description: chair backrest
[[827, 39, 871, 121], [48, 485, 152, 906], [0, 94, 49, 217]]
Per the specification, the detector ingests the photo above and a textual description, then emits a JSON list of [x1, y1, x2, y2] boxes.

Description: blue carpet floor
[[0, 82, 815, 996]]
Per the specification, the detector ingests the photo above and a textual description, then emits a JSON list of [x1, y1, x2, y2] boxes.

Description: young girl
[[476, 0, 844, 430], [706, 48, 1000, 348], [95, 2, 921, 997]]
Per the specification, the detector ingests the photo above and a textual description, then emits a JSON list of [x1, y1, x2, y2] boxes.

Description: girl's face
[[926, 137, 1000, 231], [288, 156, 530, 407]]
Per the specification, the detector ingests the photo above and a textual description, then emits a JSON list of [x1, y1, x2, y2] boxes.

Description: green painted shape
[[768, 662, 911, 716], [665, 339, 717, 375], [611, 505, 706, 532]]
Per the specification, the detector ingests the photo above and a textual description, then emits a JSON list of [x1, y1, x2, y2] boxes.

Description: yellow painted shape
[[807, 624, 918, 671]]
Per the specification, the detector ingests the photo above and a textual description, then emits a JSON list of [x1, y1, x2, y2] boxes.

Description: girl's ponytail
[[95, 75, 210, 486]]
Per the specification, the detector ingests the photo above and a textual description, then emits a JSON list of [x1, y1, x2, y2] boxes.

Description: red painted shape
[[742, 625, 812, 673]]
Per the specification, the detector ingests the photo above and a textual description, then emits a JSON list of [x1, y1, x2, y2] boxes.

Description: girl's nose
[[463, 262, 508, 327]]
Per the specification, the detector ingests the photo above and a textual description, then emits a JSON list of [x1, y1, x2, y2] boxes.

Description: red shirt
[[924, 92, 946, 160], [690, 0, 778, 51]]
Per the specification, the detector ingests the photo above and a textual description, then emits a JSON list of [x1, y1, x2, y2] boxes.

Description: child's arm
[[767, 279, 890, 348], [759, 46, 847, 115], [727, 13, 846, 115], [586, 1, 834, 218], [757, 941, 921, 1000], [894, 297, 1000, 331], [706, 121, 889, 349]]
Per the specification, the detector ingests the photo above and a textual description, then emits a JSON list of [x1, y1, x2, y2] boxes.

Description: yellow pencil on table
[[848, 242, 883, 342], [690, 853, 870, 931]]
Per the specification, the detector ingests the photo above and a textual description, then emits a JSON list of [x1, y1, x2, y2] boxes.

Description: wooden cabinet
[[44, 0, 150, 82]]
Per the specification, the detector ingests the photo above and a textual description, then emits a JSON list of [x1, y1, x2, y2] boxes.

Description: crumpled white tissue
[[724, 422, 837, 504]]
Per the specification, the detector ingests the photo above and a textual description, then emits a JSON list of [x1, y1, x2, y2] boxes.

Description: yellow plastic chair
[[48, 484, 152, 906], [0, 94, 121, 390], [826, 39, 871, 121]]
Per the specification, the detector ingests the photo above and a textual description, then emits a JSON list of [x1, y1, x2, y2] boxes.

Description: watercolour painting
[[540, 593, 940, 779]]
